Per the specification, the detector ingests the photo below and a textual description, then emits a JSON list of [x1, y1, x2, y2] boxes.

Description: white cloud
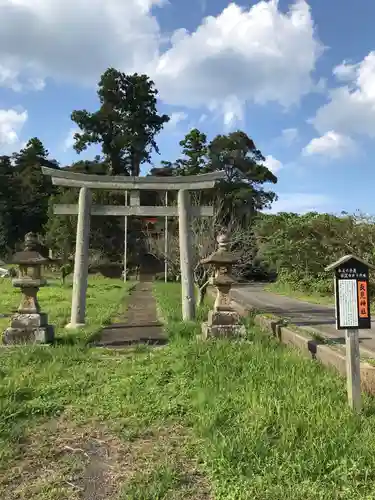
[[154, 0, 323, 123], [281, 127, 298, 145], [0, 0, 323, 124], [163, 111, 188, 131], [312, 52, 375, 137], [0, 64, 20, 91], [266, 193, 332, 214], [264, 155, 282, 174], [0, 62, 45, 92], [0, 108, 28, 151], [0, 0, 163, 90], [62, 127, 79, 151], [302, 131, 356, 159]]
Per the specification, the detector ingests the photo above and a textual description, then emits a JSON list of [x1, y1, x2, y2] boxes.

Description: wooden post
[[178, 189, 195, 320], [346, 328, 362, 412], [66, 187, 92, 329]]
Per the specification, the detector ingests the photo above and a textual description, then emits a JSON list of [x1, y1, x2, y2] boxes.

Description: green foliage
[[67, 156, 109, 175], [254, 211, 375, 295], [0, 138, 58, 258], [71, 68, 170, 176], [151, 128, 278, 221], [44, 191, 78, 260], [175, 128, 210, 175], [60, 262, 74, 284], [209, 130, 277, 221], [12, 138, 58, 241], [0, 156, 15, 257]]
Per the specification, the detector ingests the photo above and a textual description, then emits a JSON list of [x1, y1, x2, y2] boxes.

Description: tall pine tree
[[71, 68, 170, 176], [0, 155, 16, 257], [12, 137, 58, 243]]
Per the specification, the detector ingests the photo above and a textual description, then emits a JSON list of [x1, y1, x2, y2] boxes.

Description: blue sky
[[0, 0, 374, 214]]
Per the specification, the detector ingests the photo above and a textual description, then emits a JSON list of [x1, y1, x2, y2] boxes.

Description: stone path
[[94, 282, 167, 348], [230, 283, 375, 358]]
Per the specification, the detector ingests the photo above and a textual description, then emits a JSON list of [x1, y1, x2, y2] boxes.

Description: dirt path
[[94, 282, 167, 348]]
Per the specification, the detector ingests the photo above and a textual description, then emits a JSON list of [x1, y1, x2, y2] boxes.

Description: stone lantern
[[3, 232, 54, 345], [200, 229, 245, 339]]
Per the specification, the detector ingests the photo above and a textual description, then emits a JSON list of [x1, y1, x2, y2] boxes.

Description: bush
[[276, 268, 333, 295], [254, 212, 375, 296]]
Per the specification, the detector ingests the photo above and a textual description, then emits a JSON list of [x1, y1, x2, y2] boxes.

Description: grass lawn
[[0, 275, 133, 343], [1, 280, 375, 498]]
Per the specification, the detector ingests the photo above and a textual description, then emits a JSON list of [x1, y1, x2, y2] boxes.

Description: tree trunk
[[110, 152, 121, 176], [197, 280, 209, 307], [131, 148, 141, 177]]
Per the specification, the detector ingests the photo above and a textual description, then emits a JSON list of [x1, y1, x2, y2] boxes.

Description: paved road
[[231, 283, 375, 358]]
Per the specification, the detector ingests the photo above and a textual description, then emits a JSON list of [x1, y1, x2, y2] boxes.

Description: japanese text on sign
[[338, 279, 358, 328], [337, 267, 367, 279], [358, 281, 369, 318]]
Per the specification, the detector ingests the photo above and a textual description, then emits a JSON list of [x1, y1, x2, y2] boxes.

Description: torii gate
[[42, 167, 225, 327]]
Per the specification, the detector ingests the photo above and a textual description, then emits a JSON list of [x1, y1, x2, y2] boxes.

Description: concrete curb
[[208, 287, 375, 395]]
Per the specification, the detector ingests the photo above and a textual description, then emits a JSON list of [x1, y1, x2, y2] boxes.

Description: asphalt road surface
[[231, 283, 375, 358]]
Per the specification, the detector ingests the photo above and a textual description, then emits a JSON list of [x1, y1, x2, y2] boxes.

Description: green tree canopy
[[11, 137, 58, 243], [0, 155, 16, 257], [175, 128, 210, 175], [209, 130, 277, 219], [71, 68, 170, 176], [253, 211, 375, 294], [151, 128, 278, 221]]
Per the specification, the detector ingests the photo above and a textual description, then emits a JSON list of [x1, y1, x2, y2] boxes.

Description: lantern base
[[200, 310, 246, 339], [3, 312, 54, 345], [10, 313, 48, 328]]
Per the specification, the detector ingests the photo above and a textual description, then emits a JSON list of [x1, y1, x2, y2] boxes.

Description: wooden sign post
[[325, 255, 374, 413]]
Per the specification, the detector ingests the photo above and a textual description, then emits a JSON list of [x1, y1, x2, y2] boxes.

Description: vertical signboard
[[334, 257, 371, 330], [326, 254, 373, 413]]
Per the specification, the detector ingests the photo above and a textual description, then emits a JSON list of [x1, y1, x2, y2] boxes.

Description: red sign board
[[358, 281, 369, 319]]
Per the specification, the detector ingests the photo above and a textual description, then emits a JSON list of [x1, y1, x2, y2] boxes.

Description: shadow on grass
[[53, 334, 82, 346], [100, 322, 162, 330], [91, 338, 168, 348]]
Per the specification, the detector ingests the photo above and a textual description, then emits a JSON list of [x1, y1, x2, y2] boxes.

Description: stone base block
[[208, 310, 242, 326], [10, 313, 48, 329], [3, 325, 54, 345], [201, 321, 246, 340]]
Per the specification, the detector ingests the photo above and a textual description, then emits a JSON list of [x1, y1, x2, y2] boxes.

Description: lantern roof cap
[[201, 229, 239, 265], [11, 232, 49, 265]]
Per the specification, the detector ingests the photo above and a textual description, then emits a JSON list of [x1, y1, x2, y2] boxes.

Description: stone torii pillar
[[178, 189, 195, 320], [66, 186, 92, 329]]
